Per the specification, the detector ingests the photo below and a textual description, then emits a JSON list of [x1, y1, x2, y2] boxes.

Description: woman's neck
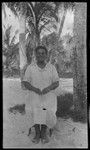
[[37, 61, 46, 69]]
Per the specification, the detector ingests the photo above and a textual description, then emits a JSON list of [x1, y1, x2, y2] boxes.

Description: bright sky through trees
[[2, 4, 74, 43]]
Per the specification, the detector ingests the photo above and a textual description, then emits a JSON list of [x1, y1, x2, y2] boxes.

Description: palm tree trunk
[[49, 6, 67, 64], [30, 30, 40, 64], [36, 29, 41, 46], [58, 9, 67, 41], [19, 13, 27, 86], [73, 3, 87, 112]]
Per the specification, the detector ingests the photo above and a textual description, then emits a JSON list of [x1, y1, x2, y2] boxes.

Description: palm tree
[[4, 2, 59, 85], [3, 2, 75, 86], [45, 2, 75, 63], [6, 2, 58, 45], [73, 3, 87, 116]]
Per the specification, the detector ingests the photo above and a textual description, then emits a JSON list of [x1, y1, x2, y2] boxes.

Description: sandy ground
[[3, 78, 88, 148]]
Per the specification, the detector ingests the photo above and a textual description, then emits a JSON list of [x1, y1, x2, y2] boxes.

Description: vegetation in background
[[72, 3, 87, 117], [56, 93, 87, 123], [3, 25, 20, 77], [41, 32, 73, 78]]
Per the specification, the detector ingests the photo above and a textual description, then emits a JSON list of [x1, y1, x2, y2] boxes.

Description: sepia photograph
[[3, 2, 87, 148]]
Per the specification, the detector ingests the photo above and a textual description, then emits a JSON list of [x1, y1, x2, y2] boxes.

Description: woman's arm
[[22, 81, 42, 95], [42, 81, 59, 95]]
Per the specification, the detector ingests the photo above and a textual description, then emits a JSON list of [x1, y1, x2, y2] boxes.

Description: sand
[[3, 78, 88, 148]]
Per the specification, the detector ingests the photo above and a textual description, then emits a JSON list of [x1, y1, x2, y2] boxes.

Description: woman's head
[[35, 46, 48, 63]]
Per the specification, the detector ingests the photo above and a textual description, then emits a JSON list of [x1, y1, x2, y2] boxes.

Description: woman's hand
[[34, 88, 42, 95], [22, 81, 42, 95], [42, 87, 50, 95], [41, 81, 59, 95]]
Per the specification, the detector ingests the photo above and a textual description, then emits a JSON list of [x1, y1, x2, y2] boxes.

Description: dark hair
[[35, 46, 48, 55]]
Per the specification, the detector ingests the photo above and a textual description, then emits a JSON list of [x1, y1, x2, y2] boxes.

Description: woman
[[22, 46, 59, 144]]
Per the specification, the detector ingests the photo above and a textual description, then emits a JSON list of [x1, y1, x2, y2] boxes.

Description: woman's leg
[[31, 124, 41, 144], [31, 107, 47, 143], [41, 124, 50, 144], [41, 109, 57, 143]]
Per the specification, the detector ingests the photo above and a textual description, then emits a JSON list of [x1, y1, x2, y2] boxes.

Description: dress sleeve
[[52, 65, 59, 83], [23, 65, 32, 83]]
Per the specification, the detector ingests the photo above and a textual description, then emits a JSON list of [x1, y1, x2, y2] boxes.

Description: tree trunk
[[73, 3, 87, 112], [36, 30, 41, 46], [30, 31, 40, 64], [58, 8, 67, 41], [49, 7, 67, 64], [19, 13, 27, 88]]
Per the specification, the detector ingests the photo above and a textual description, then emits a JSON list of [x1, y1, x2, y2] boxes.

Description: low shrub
[[56, 93, 87, 123], [56, 93, 73, 118], [69, 109, 87, 123]]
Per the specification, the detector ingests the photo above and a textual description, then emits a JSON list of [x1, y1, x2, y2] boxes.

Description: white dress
[[23, 62, 59, 128]]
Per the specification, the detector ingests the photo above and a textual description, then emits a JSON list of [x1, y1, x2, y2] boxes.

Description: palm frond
[[6, 2, 28, 16], [64, 2, 75, 10], [35, 2, 55, 23], [27, 19, 35, 33], [4, 25, 12, 47], [2, 3, 7, 19], [39, 20, 51, 33], [10, 36, 15, 45], [10, 30, 19, 46], [27, 2, 35, 21], [32, 2, 58, 34], [6, 2, 18, 16], [53, 2, 63, 13], [45, 10, 58, 22], [26, 4, 34, 19]]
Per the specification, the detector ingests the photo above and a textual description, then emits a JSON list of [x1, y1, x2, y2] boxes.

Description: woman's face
[[36, 48, 47, 62]]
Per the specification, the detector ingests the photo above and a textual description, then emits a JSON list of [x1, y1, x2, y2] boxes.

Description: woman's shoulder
[[25, 63, 34, 71], [48, 62, 56, 69]]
